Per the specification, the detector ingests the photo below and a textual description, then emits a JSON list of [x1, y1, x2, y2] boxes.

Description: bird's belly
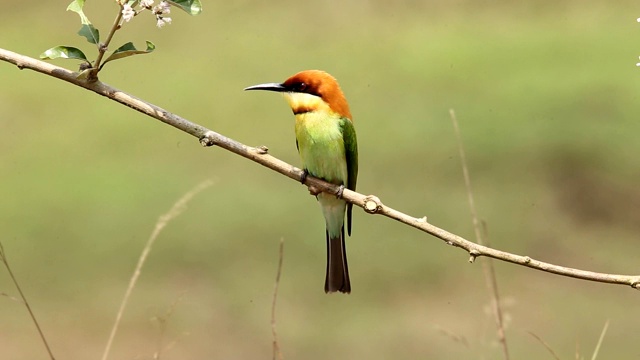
[[302, 144, 346, 184]]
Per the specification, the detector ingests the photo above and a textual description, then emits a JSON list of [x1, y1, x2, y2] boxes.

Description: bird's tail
[[325, 226, 351, 293]]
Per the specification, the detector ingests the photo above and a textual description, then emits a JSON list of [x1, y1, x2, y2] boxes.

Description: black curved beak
[[244, 82, 287, 92]]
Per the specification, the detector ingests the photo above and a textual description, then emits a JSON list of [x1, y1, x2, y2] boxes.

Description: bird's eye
[[296, 82, 307, 92]]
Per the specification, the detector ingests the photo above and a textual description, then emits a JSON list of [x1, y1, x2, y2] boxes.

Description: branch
[[2, 47, 639, 290]]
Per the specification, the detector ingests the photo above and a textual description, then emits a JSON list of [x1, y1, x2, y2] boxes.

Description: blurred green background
[[2, 0, 640, 359]]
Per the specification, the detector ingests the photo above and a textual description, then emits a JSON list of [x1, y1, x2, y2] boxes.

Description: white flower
[[122, 4, 135, 22], [156, 16, 172, 28], [153, 1, 171, 15], [159, 1, 171, 13], [140, 0, 154, 8]]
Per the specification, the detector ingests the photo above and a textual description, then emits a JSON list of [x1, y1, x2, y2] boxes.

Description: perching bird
[[245, 70, 358, 293]]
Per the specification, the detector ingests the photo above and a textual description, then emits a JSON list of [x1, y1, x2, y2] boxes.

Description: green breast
[[295, 112, 348, 185]]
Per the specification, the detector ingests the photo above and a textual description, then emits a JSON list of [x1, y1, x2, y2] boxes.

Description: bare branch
[[1, 48, 639, 290]]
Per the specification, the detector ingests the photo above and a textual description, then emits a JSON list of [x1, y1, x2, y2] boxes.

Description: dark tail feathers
[[324, 226, 351, 293]]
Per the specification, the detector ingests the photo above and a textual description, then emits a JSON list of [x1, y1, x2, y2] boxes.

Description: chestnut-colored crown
[[282, 70, 352, 120]]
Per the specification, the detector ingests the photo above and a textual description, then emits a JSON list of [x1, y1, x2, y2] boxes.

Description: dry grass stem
[[527, 331, 561, 360], [101, 180, 213, 360], [271, 238, 285, 360], [590, 320, 609, 360], [436, 326, 470, 348], [450, 109, 509, 359], [0, 242, 56, 360]]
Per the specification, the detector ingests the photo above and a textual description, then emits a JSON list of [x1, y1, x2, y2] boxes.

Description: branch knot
[[255, 145, 269, 154], [199, 131, 216, 147], [363, 195, 382, 214], [468, 249, 481, 263]]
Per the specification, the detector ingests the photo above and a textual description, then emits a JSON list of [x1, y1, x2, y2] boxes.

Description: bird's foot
[[307, 184, 321, 196], [301, 170, 321, 196], [335, 185, 345, 199]]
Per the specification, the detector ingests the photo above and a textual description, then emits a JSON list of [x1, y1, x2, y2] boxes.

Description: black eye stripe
[[294, 83, 320, 97]]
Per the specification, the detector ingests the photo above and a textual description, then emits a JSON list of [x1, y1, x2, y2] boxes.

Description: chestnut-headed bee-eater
[[245, 70, 358, 293]]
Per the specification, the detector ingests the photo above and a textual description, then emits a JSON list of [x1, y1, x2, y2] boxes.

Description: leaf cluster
[[39, 0, 201, 79]]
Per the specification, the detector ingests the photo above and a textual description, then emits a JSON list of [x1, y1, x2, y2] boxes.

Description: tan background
[[1, 1, 639, 359]]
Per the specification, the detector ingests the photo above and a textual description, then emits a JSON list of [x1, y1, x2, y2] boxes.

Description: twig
[[2, 48, 640, 290], [450, 109, 509, 359], [590, 320, 609, 360], [90, 4, 124, 80], [0, 242, 56, 360], [100, 180, 213, 360], [271, 239, 285, 360], [527, 331, 561, 360]]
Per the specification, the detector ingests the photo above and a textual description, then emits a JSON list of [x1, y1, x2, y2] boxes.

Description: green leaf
[[66, 0, 86, 14], [77, 24, 100, 44], [67, 0, 100, 44], [102, 41, 156, 66], [40, 46, 88, 61], [66, 0, 90, 23], [166, 0, 202, 15]]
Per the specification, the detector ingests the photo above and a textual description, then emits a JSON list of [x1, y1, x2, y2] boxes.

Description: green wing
[[340, 118, 358, 236]]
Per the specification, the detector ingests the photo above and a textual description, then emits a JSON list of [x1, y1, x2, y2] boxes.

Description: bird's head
[[244, 70, 352, 120]]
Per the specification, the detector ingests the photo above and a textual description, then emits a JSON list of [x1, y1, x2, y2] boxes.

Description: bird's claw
[[307, 185, 321, 196], [335, 185, 345, 199], [301, 170, 320, 196]]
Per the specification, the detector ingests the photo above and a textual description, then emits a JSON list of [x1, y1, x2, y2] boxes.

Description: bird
[[244, 70, 358, 293]]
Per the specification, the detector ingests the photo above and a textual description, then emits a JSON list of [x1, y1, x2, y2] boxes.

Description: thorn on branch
[[363, 195, 381, 214], [256, 145, 269, 154], [468, 250, 480, 263], [416, 216, 428, 223]]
